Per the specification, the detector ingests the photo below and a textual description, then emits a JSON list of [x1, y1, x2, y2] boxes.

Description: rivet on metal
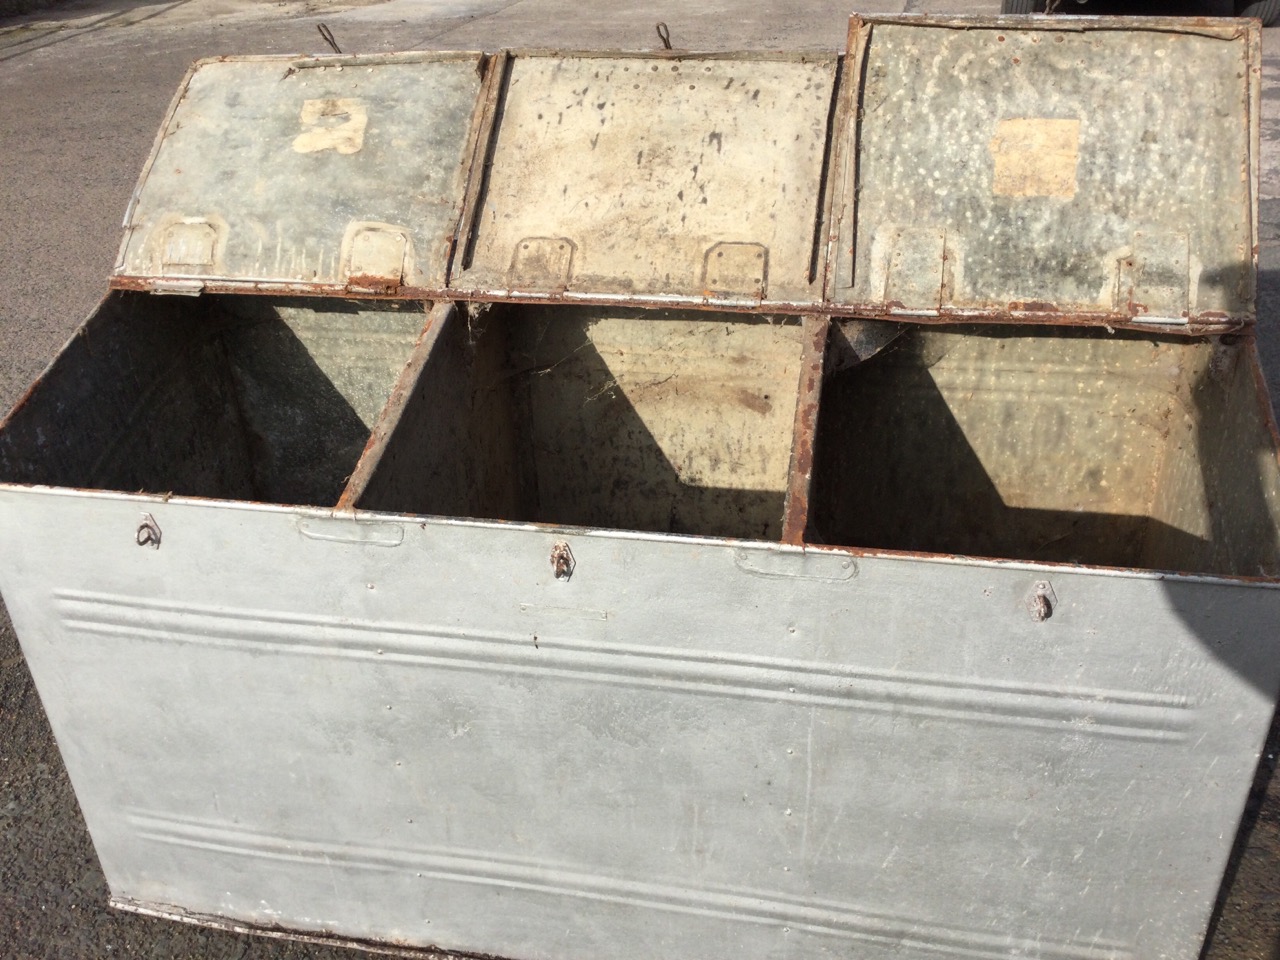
[[1027, 580, 1055, 622], [551, 541, 575, 581], [136, 513, 162, 550]]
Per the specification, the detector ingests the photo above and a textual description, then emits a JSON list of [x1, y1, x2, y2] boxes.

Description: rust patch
[[338, 302, 449, 511], [108, 276, 153, 292], [103, 278, 1246, 337], [780, 316, 828, 544], [347, 274, 403, 296], [109, 275, 438, 301]]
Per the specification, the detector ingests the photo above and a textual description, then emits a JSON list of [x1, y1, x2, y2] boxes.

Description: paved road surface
[[1, 0, 1279, 958]]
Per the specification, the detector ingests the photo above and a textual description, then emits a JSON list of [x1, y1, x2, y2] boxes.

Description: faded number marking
[[292, 98, 368, 155]]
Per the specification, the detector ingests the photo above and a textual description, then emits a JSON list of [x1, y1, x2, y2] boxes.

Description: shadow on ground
[[0, 0, 175, 22]]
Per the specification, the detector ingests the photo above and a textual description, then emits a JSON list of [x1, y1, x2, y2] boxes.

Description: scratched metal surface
[[832, 20, 1257, 325], [0, 490, 1278, 960], [114, 52, 485, 294], [455, 53, 837, 307]]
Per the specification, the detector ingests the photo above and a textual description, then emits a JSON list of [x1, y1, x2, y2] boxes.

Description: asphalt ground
[[2, 0, 1280, 957]]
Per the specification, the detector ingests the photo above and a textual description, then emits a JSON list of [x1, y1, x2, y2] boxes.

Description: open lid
[[112, 51, 491, 297], [452, 52, 839, 309], [827, 16, 1260, 332]]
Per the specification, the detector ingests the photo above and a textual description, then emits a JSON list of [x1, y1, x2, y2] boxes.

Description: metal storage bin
[[2, 16, 1280, 960]]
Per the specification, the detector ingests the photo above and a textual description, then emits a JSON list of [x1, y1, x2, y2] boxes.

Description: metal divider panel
[[830, 17, 1258, 328], [113, 52, 487, 296], [455, 53, 838, 308]]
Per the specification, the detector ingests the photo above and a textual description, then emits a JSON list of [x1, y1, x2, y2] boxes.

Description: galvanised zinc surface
[[456, 53, 837, 307], [1, 487, 1277, 960], [114, 53, 486, 293], [832, 19, 1257, 324]]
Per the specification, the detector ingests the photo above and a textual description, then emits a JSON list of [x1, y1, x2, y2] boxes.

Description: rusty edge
[[806, 54, 845, 288], [433, 286, 1251, 335], [823, 15, 870, 305], [454, 51, 511, 276], [780, 316, 829, 544], [105, 273, 1251, 335], [109, 896, 511, 960], [166, 50, 485, 68], [855, 13, 1248, 40], [112, 59, 201, 277], [335, 301, 453, 511], [1246, 17, 1262, 314], [445, 51, 506, 283], [455, 47, 836, 62]]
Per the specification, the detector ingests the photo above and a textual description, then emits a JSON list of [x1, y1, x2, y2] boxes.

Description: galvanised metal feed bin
[[2, 15, 1279, 960]]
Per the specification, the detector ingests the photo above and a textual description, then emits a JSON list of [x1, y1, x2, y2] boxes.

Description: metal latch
[[1027, 580, 1057, 622], [149, 279, 205, 297]]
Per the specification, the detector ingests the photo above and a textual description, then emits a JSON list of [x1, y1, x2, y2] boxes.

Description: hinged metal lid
[[112, 51, 491, 297], [827, 16, 1260, 332], [452, 52, 839, 309]]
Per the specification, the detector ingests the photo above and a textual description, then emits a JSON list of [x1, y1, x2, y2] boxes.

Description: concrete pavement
[[2, 0, 1279, 957]]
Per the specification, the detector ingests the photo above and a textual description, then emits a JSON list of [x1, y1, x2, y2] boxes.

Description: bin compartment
[[0, 291, 427, 507], [806, 325, 1280, 576], [356, 304, 807, 540]]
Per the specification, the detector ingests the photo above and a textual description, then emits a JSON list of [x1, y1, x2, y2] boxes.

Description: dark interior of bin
[[0, 291, 426, 507], [356, 303, 807, 540], [806, 324, 1280, 577]]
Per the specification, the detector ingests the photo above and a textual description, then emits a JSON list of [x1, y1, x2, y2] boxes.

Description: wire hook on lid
[[317, 23, 342, 55]]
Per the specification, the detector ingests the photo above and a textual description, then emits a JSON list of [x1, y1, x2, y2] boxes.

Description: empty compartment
[[356, 304, 807, 540], [0, 291, 428, 507], [806, 324, 1280, 576]]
